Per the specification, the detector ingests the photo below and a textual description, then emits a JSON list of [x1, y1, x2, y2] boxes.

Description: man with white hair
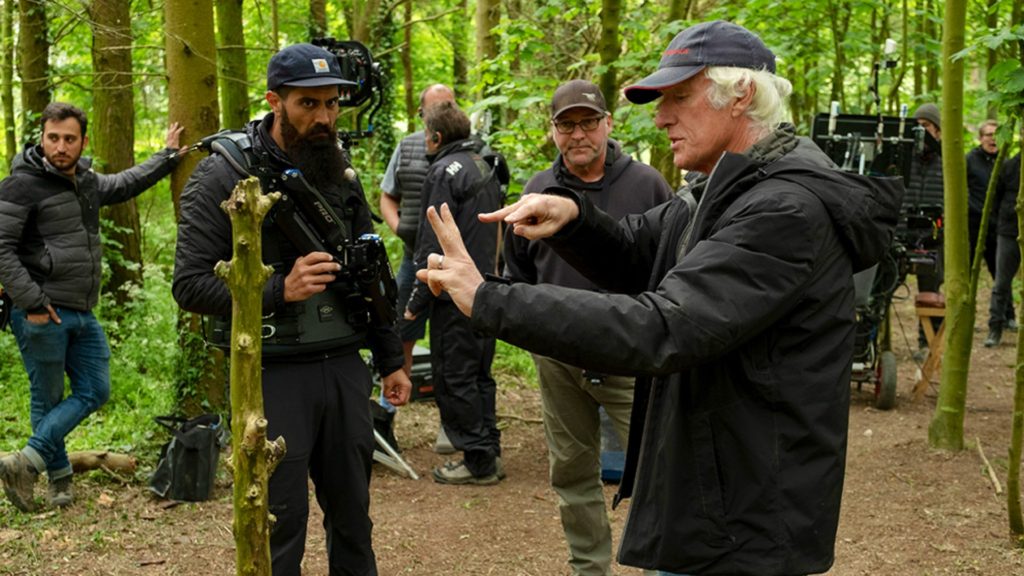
[[413, 20, 903, 575]]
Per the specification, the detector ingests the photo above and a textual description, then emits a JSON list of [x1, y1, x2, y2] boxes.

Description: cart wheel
[[875, 351, 897, 410]]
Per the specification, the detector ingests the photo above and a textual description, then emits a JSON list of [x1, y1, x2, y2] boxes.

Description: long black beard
[[279, 109, 347, 192]]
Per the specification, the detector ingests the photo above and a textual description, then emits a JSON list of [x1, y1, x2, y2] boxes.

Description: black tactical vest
[[201, 130, 370, 357]]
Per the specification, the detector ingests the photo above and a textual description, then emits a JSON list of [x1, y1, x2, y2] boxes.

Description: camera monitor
[[809, 113, 919, 186]]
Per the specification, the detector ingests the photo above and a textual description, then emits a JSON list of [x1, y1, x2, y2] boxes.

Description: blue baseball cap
[[267, 43, 357, 91], [624, 21, 776, 104]]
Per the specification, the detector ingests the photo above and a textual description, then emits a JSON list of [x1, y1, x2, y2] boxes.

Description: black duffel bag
[[149, 414, 227, 502]]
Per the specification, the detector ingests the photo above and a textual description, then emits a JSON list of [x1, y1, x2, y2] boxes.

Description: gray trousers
[[533, 354, 635, 576], [989, 233, 1021, 330]]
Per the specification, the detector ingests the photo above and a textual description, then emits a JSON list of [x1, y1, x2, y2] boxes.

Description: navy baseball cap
[[267, 43, 357, 91], [624, 21, 776, 104]]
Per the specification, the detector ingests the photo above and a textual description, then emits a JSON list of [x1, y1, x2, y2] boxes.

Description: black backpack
[[149, 414, 228, 502]]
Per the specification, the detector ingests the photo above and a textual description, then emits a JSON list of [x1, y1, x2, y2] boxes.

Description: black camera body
[[273, 169, 398, 327], [336, 233, 398, 328]]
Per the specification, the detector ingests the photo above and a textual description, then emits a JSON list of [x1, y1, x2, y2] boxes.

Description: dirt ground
[[2, 289, 1024, 576]]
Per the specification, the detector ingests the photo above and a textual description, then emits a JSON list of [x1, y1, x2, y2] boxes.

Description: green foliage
[[493, 340, 538, 388], [0, 264, 179, 462]]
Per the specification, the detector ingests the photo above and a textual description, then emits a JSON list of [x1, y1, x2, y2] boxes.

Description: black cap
[[624, 21, 776, 104], [550, 80, 608, 119], [266, 43, 357, 91]]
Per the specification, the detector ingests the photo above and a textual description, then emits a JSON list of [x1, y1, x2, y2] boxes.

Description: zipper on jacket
[[75, 178, 99, 306]]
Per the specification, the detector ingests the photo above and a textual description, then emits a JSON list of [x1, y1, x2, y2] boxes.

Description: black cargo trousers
[[262, 352, 377, 576], [430, 299, 501, 477]]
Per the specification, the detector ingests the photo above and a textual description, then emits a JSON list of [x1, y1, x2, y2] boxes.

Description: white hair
[[703, 67, 792, 137]]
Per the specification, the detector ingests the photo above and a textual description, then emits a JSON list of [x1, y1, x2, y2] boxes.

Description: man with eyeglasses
[[503, 79, 672, 576], [967, 121, 1013, 344], [967, 121, 999, 280]]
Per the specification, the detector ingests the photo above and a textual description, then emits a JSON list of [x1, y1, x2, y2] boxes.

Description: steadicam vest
[[200, 131, 370, 356]]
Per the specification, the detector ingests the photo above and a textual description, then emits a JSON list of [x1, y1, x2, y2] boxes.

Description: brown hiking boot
[[0, 452, 39, 512], [48, 475, 74, 508]]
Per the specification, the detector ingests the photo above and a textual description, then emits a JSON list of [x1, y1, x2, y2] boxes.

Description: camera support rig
[[311, 37, 386, 148]]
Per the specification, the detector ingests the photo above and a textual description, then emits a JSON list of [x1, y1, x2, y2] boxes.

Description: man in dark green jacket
[[415, 21, 902, 576], [0, 102, 182, 512]]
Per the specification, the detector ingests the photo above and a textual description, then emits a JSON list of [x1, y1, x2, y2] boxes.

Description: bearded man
[[172, 43, 411, 576]]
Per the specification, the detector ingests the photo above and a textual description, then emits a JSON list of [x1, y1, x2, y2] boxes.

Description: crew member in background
[[904, 102, 944, 359], [503, 79, 672, 576], [0, 102, 182, 512], [967, 120, 1013, 333], [406, 101, 504, 486], [985, 150, 1022, 348]]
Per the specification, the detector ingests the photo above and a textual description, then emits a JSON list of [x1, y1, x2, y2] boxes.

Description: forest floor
[[1, 287, 1024, 576]]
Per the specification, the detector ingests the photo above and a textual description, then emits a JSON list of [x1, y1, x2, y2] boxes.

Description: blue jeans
[[10, 307, 111, 477]]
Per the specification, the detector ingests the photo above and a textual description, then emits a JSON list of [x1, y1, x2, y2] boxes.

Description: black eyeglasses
[[552, 116, 605, 134]]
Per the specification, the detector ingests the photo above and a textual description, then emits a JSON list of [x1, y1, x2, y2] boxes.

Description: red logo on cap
[[664, 48, 690, 56]]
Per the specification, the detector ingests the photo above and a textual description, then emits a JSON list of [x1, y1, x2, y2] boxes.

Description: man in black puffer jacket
[[416, 21, 903, 576], [173, 43, 410, 576], [0, 102, 182, 512], [405, 100, 504, 486]]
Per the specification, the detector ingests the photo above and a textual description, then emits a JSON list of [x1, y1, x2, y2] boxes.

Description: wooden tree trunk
[[91, 0, 145, 320], [913, 1, 924, 96], [402, 0, 414, 132], [927, 0, 968, 452], [452, 0, 469, 100], [215, 177, 286, 576], [2, 0, 15, 166], [270, 0, 279, 50], [475, 0, 500, 96], [827, 0, 851, 111], [598, 0, 621, 115], [887, 0, 910, 114], [346, 0, 382, 44], [925, 0, 939, 94], [668, 0, 691, 21], [216, 0, 250, 130], [1010, 134, 1024, 545], [17, 0, 49, 140], [309, 0, 327, 39], [166, 0, 226, 412], [984, 0, 1000, 120], [1008, 4, 1024, 544]]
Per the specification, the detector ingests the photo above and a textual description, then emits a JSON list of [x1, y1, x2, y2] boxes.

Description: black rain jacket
[[406, 137, 503, 316], [472, 132, 903, 575]]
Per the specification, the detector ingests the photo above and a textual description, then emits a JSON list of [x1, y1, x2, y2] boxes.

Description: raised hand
[[415, 204, 485, 317]]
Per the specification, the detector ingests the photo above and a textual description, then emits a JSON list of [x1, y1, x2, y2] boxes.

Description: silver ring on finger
[[438, 255, 444, 269]]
